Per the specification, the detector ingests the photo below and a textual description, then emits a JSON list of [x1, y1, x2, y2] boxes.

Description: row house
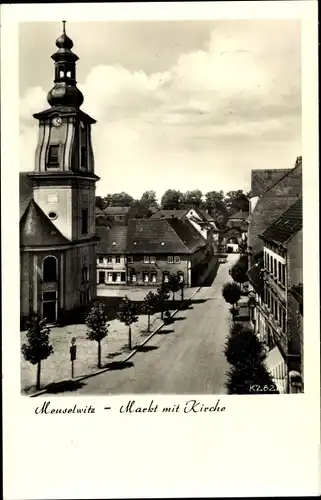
[[97, 217, 215, 287], [247, 198, 303, 393], [96, 226, 127, 285], [247, 157, 302, 268]]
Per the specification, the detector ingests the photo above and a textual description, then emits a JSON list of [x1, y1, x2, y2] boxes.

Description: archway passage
[[221, 227, 243, 253]]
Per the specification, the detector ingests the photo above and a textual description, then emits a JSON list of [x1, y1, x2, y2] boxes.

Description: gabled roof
[[97, 226, 128, 254], [259, 198, 302, 246], [228, 211, 249, 220], [20, 199, 70, 247], [167, 217, 207, 253], [126, 217, 206, 254], [150, 209, 188, 220]]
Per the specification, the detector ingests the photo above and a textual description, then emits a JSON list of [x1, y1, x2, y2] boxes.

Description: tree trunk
[[148, 314, 150, 333], [98, 340, 101, 369], [36, 360, 41, 390], [128, 325, 132, 350], [161, 303, 164, 320]]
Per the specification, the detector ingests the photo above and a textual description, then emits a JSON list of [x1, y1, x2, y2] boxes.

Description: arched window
[[43, 256, 58, 282]]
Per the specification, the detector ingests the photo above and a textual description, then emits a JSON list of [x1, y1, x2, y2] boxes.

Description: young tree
[[21, 315, 54, 390], [117, 296, 138, 350], [222, 282, 241, 311], [230, 262, 248, 291], [168, 274, 181, 303], [85, 302, 110, 369], [156, 282, 170, 320], [142, 291, 158, 333]]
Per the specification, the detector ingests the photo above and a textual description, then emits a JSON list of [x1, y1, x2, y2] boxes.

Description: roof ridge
[[163, 218, 192, 253], [260, 162, 300, 198]]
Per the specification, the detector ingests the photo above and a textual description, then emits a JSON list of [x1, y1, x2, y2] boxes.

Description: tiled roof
[[20, 199, 70, 247], [259, 198, 302, 245], [228, 211, 249, 220], [167, 217, 207, 253], [151, 209, 188, 220], [104, 206, 131, 215], [97, 226, 128, 254], [126, 217, 206, 254], [20, 172, 33, 220], [247, 262, 264, 294], [250, 169, 292, 197]]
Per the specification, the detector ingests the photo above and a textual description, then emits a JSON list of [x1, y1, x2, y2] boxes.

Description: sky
[[19, 20, 302, 200]]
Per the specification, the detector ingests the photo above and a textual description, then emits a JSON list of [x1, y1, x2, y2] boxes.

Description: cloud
[[19, 21, 301, 198]]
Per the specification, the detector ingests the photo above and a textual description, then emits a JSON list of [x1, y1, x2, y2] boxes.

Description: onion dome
[[47, 21, 84, 108], [55, 22, 74, 50], [47, 83, 84, 108]]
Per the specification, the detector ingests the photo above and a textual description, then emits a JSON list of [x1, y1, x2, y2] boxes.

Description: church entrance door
[[42, 291, 57, 322]]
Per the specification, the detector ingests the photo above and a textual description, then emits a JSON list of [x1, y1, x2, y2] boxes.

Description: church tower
[[23, 22, 100, 323]]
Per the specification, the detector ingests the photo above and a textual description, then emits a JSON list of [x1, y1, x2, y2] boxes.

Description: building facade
[[96, 216, 216, 288], [247, 157, 302, 267], [248, 198, 303, 393], [20, 23, 99, 326], [96, 226, 127, 285]]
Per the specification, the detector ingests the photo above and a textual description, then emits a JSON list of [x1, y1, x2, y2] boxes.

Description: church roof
[[19, 172, 34, 220], [20, 199, 70, 247]]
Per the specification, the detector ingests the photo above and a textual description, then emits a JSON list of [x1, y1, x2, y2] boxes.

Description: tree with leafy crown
[[21, 315, 54, 390], [222, 282, 241, 311], [117, 296, 138, 350], [168, 274, 181, 303], [156, 282, 170, 320], [85, 302, 110, 369], [142, 291, 158, 333]]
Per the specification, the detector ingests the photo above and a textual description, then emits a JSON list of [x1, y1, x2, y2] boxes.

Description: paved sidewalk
[[21, 287, 198, 395]]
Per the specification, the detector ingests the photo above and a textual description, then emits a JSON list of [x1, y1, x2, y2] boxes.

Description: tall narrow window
[[80, 126, 87, 170], [47, 145, 59, 167], [278, 262, 281, 282], [80, 146, 87, 169], [43, 256, 58, 282], [81, 209, 88, 235]]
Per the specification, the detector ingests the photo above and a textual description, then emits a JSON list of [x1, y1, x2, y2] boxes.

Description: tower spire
[[46, 21, 84, 108]]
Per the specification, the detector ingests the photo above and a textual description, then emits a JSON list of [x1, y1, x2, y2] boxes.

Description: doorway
[[42, 291, 57, 322]]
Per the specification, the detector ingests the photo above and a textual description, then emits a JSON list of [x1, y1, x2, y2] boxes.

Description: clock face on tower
[[52, 115, 62, 127]]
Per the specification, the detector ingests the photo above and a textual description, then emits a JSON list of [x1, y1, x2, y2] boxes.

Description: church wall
[[33, 185, 72, 240], [20, 252, 31, 321]]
